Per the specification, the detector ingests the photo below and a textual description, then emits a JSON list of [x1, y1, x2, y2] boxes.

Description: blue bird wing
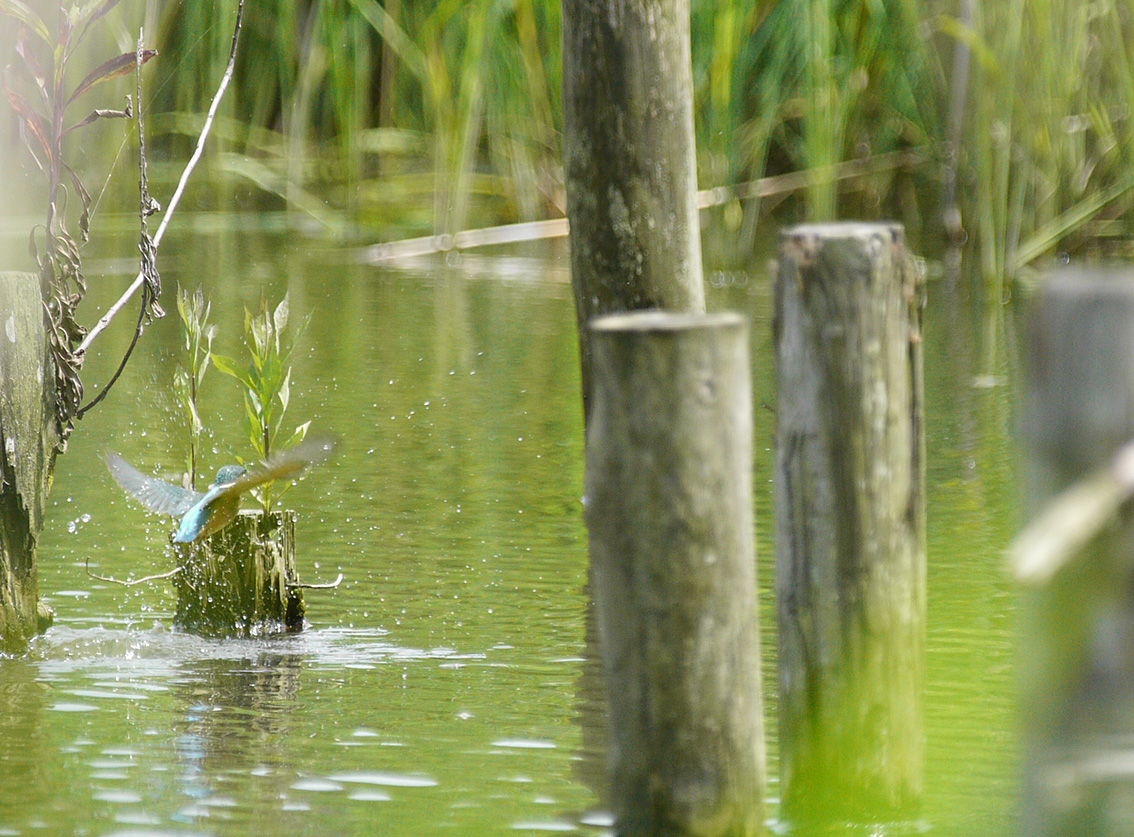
[[171, 493, 217, 542], [211, 434, 339, 502], [106, 453, 203, 517]]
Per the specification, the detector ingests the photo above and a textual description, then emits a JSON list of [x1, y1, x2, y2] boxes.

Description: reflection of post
[[773, 223, 926, 825], [0, 272, 57, 651], [173, 509, 304, 637], [0, 660, 50, 813], [1018, 272, 1134, 836], [174, 651, 304, 801], [585, 311, 766, 836]]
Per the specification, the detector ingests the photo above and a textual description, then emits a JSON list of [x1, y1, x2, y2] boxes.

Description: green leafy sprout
[[173, 285, 216, 491], [212, 293, 311, 515]]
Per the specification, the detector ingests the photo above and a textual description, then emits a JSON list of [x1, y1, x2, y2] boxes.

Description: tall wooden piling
[[585, 311, 766, 837], [1018, 270, 1134, 836], [773, 223, 926, 825], [173, 509, 305, 638], [562, 0, 705, 415], [0, 272, 58, 652]]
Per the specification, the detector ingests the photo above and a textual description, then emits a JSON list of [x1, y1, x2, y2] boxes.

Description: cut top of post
[[589, 310, 746, 334], [782, 221, 904, 243]]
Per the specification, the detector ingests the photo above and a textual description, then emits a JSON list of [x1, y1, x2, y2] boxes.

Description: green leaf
[[211, 352, 256, 391], [175, 285, 188, 326], [250, 311, 269, 359], [287, 421, 312, 447], [278, 367, 290, 413], [243, 395, 264, 456], [280, 313, 312, 366], [196, 350, 212, 389], [0, 0, 50, 44], [273, 292, 289, 339]]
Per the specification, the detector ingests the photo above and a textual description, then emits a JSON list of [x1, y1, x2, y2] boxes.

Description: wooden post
[[563, 0, 706, 416], [173, 509, 305, 638], [1018, 270, 1134, 836], [0, 272, 58, 652], [585, 310, 766, 837], [773, 223, 926, 825]]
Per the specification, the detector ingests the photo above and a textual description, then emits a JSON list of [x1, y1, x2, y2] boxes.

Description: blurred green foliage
[[4, 0, 1134, 276]]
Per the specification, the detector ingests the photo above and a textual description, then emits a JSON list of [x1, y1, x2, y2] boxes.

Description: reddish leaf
[[73, 0, 125, 47], [15, 28, 49, 109], [65, 106, 131, 133], [56, 9, 72, 52], [62, 162, 92, 244], [67, 48, 157, 106], [2, 82, 52, 167]]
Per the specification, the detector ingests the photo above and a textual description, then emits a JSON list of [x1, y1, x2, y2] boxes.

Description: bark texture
[[174, 509, 305, 638], [586, 311, 766, 837], [563, 0, 705, 416], [773, 223, 926, 825], [0, 272, 58, 652]]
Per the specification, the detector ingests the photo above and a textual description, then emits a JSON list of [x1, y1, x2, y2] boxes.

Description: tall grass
[[6, 0, 1134, 283], [136, 0, 561, 236]]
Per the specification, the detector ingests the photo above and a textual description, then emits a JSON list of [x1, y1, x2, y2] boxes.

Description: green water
[[0, 226, 1017, 834]]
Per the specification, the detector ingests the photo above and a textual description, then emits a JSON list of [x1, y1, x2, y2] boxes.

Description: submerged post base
[[173, 509, 305, 638]]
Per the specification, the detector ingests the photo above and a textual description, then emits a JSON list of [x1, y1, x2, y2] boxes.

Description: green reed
[[14, 0, 1134, 287]]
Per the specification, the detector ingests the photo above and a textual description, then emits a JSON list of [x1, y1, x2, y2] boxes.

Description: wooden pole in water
[[0, 272, 58, 651], [585, 310, 766, 837], [1017, 270, 1134, 836], [562, 0, 706, 417], [173, 509, 305, 638], [773, 223, 926, 825]]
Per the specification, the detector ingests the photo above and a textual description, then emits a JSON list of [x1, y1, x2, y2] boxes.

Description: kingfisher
[[106, 434, 338, 543]]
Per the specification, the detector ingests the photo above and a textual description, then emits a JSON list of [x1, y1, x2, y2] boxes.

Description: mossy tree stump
[[173, 509, 305, 638], [0, 272, 58, 652]]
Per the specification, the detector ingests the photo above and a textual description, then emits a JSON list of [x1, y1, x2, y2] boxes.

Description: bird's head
[[213, 465, 247, 487]]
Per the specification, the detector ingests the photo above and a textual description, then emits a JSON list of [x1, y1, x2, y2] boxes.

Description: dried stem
[[78, 0, 245, 356]]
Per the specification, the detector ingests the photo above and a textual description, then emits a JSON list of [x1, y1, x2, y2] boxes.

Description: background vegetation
[[5, 0, 1134, 283]]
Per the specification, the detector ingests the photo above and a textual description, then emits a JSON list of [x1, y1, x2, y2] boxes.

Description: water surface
[[1, 226, 1017, 834]]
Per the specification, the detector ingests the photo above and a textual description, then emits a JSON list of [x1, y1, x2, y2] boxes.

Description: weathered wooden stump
[[563, 0, 706, 415], [585, 310, 766, 837], [1017, 270, 1134, 836], [173, 509, 304, 638], [0, 271, 58, 652], [773, 223, 926, 825]]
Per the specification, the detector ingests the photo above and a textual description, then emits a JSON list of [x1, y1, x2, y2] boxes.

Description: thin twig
[[86, 553, 182, 587], [78, 0, 245, 356], [287, 573, 344, 590], [362, 148, 928, 263]]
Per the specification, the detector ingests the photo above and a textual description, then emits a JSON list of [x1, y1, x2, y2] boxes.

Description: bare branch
[[78, 0, 245, 356], [86, 553, 182, 587]]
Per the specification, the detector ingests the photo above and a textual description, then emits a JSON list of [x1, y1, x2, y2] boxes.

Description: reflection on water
[[0, 228, 1018, 834]]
